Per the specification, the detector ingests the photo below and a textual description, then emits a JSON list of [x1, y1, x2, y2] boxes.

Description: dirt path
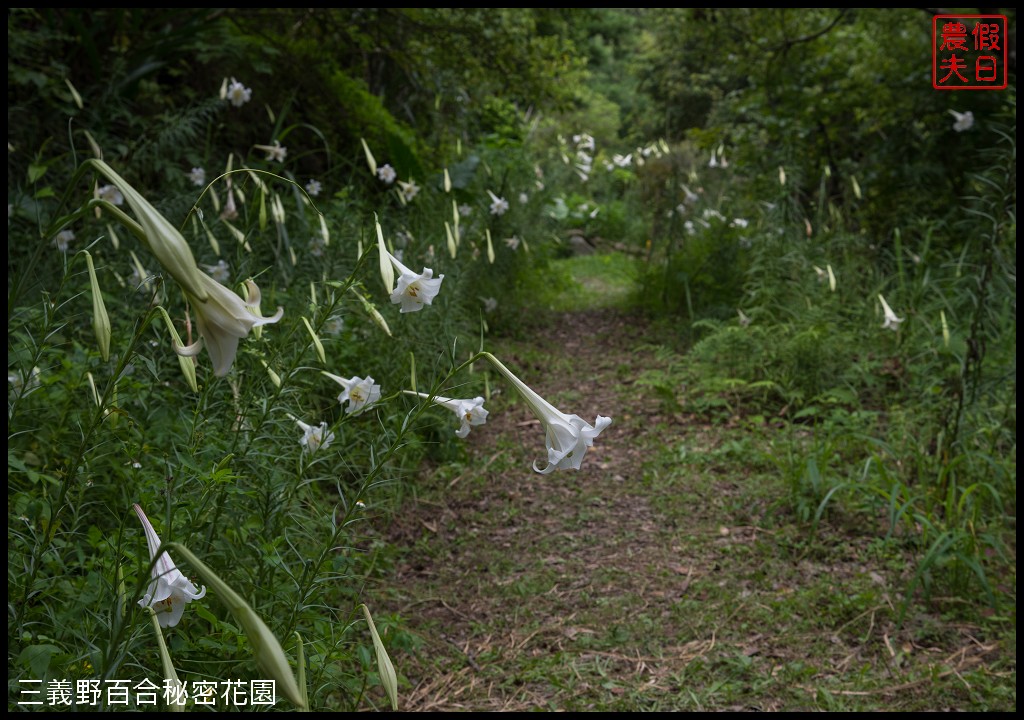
[[374, 307, 1010, 712], [379, 308, 692, 710]]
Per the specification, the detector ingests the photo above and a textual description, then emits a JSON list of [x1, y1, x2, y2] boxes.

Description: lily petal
[[133, 504, 206, 628]]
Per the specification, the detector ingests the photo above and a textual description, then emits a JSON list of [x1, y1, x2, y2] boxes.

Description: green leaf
[[28, 163, 48, 183], [19, 644, 61, 677]]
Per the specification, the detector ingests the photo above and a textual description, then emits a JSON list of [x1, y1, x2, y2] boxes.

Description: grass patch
[[539, 251, 641, 312]]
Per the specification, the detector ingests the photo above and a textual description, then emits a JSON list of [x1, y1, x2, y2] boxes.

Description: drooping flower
[[382, 250, 444, 313], [225, 78, 252, 107], [484, 353, 611, 474], [219, 186, 238, 221], [397, 179, 419, 202], [322, 372, 381, 415], [175, 274, 284, 377], [681, 184, 700, 205], [96, 184, 124, 206], [133, 504, 206, 628], [949, 109, 974, 132], [708, 149, 719, 168], [377, 164, 397, 185], [188, 167, 206, 187], [878, 294, 903, 331], [53, 229, 75, 252], [407, 391, 488, 438], [487, 191, 509, 216], [305, 179, 322, 197], [254, 141, 287, 163], [290, 415, 335, 454]]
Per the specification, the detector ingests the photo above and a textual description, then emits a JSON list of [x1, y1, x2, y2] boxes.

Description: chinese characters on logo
[[933, 15, 1007, 90], [17, 679, 277, 708]]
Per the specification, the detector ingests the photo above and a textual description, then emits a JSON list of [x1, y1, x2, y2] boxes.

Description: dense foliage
[[8, 8, 1015, 711]]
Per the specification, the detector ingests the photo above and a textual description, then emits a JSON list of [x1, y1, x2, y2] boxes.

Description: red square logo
[[933, 15, 1008, 90]]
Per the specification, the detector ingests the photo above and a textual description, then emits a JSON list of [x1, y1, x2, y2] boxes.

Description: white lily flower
[[323, 315, 345, 336], [290, 415, 335, 454], [305, 179, 322, 197], [384, 251, 444, 313], [133, 504, 206, 628], [201, 259, 230, 283], [574, 133, 595, 152], [96, 184, 124, 206], [708, 149, 719, 168], [458, 203, 473, 217], [176, 274, 284, 377], [188, 167, 206, 187], [407, 391, 488, 438], [878, 294, 903, 331], [484, 353, 611, 474], [254, 141, 287, 163], [377, 164, 397, 185], [397, 179, 419, 202], [738, 309, 751, 327], [322, 372, 381, 415], [225, 78, 252, 107], [53, 229, 75, 252], [948, 109, 974, 132], [486, 191, 510, 216]]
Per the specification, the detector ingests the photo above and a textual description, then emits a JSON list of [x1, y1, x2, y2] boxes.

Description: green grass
[[539, 251, 642, 312]]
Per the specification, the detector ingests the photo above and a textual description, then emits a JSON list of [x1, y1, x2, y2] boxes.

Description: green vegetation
[[8, 8, 1014, 712]]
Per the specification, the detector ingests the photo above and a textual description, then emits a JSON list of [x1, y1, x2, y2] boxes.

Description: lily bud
[[376, 215, 394, 295], [360, 138, 377, 175], [90, 160, 208, 301], [445, 222, 457, 259], [360, 604, 398, 711], [156, 307, 198, 393], [167, 542, 306, 710], [301, 317, 326, 365], [83, 251, 111, 361]]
